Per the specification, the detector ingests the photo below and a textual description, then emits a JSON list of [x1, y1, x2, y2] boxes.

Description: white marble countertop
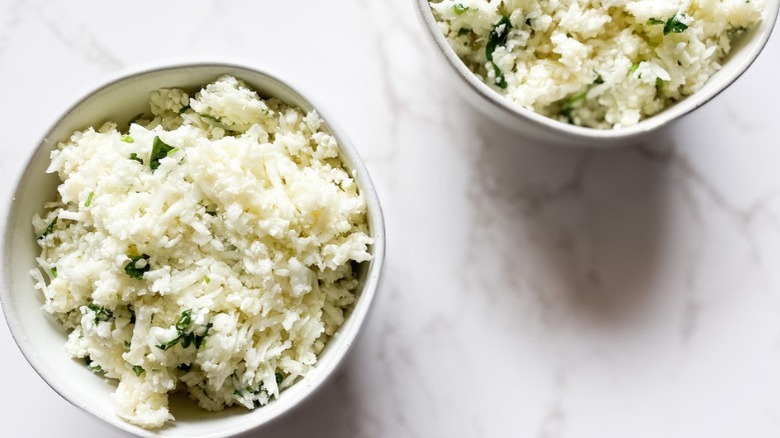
[[2, 1, 780, 437]]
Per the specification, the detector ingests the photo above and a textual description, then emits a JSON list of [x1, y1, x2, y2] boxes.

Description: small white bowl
[[0, 62, 385, 438], [416, 0, 780, 147]]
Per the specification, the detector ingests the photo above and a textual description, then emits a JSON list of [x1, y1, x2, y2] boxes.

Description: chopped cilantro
[[124, 254, 151, 279], [594, 74, 604, 85], [84, 191, 94, 207], [84, 356, 103, 374], [194, 323, 213, 349], [565, 90, 588, 107], [157, 336, 181, 351], [150, 136, 175, 171], [128, 305, 136, 324], [175, 309, 192, 332], [275, 372, 284, 385], [129, 153, 143, 164], [557, 89, 589, 125], [38, 217, 57, 240], [453, 3, 468, 14], [50, 267, 57, 278], [199, 114, 232, 131], [157, 313, 212, 351], [179, 104, 191, 114], [132, 365, 145, 376], [559, 107, 575, 124], [647, 15, 689, 35], [486, 16, 513, 89], [663, 15, 689, 35], [121, 134, 134, 143], [204, 275, 211, 284], [180, 332, 193, 349], [86, 303, 114, 324]]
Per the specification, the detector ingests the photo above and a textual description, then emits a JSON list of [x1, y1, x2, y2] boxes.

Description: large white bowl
[[416, 0, 780, 147], [0, 62, 385, 438]]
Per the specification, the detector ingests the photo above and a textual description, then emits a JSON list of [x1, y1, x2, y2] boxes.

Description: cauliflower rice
[[430, 0, 764, 129], [31, 75, 373, 428]]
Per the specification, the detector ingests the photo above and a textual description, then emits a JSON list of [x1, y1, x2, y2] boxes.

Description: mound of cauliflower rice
[[430, 0, 764, 128], [31, 75, 373, 429]]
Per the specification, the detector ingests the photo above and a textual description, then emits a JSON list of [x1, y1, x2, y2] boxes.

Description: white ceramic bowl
[[416, 0, 780, 147], [0, 62, 385, 438]]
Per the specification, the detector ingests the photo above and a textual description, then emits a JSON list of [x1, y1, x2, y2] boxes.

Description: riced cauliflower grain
[[31, 75, 373, 429], [430, 0, 764, 129]]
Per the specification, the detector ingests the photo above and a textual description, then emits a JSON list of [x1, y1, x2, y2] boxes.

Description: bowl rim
[[0, 60, 386, 438], [415, 0, 780, 143]]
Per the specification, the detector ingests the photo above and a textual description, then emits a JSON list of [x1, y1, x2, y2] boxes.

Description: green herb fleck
[[175, 309, 192, 332], [275, 372, 284, 385], [124, 340, 131, 347], [204, 275, 211, 284], [179, 104, 191, 114], [194, 323, 213, 349], [157, 336, 181, 351], [50, 267, 57, 278], [128, 113, 145, 125], [647, 17, 665, 25], [629, 63, 640, 73], [132, 365, 145, 376], [128, 305, 136, 324], [655, 77, 664, 91], [199, 114, 232, 131], [129, 153, 143, 164], [124, 254, 151, 279], [663, 15, 689, 35], [150, 136, 175, 171], [486, 16, 512, 89], [594, 74, 604, 85], [180, 333, 193, 349], [121, 134, 134, 143], [559, 106, 574, 124], [38, 217, 57, 240], [84, 191, 94, 207], [87, 303, 114, 324], [157, 313, 211, 351], [453, 3, 468, 14], [565, 90, 588, 107]]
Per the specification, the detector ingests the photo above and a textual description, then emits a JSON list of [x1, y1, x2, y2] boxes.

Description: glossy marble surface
[[1, 1, 779, 437]]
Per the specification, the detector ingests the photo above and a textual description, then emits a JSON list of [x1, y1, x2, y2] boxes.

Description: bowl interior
[[1, 64, 384, 438], [417, 0, 780, 144]]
